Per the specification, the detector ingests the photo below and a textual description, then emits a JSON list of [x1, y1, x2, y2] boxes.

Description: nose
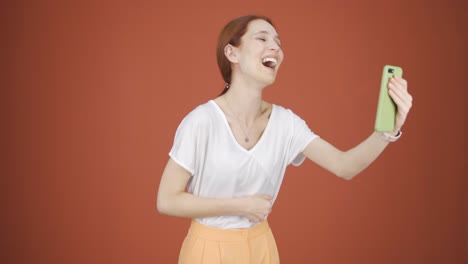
[[266, 39, 280, 51], [269, 41, 280, 51]]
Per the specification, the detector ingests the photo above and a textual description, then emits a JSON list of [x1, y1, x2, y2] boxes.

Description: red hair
[[216, 15, 274, 95]]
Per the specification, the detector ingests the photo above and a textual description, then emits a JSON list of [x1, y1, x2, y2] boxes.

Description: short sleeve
[[288, 110, 319, 166], [169, 108, 209, 175]]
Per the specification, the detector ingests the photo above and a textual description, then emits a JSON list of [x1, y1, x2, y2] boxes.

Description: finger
[[257, 215, 263, 222], [389, 85, 411, 110], [390, 76, 408, 90], [389, 81, 412, 104], [260, 194, 273, 200], [389, 88, 411, 115], [248, 215, 260, 223]]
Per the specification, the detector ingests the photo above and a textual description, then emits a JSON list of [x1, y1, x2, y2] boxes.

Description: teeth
[[262, 57, 278, 69], [262, 57, 277, 66]]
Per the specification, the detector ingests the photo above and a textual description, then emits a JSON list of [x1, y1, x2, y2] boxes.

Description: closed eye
[[256, 37, 281, 47], [254, 30, 281, 47]]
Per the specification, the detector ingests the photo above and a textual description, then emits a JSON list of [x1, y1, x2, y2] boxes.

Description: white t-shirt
[[169, 100, 319, 229]]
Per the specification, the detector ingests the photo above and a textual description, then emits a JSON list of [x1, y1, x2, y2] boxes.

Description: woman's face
[[233, 19, 284, 86]]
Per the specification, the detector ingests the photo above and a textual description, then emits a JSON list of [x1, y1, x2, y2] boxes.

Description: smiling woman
[[216, 15, 282, 96], [156, 14, 413, 264]]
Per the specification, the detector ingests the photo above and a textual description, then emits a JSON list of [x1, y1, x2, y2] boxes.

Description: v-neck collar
[[209, 100, 275, 153]]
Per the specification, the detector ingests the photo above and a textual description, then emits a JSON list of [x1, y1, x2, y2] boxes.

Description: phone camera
[[388, 68, 394, 73]]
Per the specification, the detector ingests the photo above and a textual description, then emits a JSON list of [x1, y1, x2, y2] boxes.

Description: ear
[[224, 44, 239, 63]]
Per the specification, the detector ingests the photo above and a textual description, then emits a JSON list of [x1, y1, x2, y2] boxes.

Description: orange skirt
[[178, 220, 280, 264]]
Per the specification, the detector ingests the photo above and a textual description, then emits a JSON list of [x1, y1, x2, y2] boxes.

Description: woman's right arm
[[157, 158, 272, 223]]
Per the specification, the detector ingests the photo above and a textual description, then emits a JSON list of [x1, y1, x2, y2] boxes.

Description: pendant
[[244, 137, 249, 143]]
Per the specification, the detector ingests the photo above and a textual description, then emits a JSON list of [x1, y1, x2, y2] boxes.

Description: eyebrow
[[254, 30, 281, 42]]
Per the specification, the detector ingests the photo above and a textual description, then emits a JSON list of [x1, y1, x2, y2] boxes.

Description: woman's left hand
[[388, 75, 413, 135]]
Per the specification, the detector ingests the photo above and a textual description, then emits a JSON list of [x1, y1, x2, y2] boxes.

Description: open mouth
[[262, 57, 278, 69]]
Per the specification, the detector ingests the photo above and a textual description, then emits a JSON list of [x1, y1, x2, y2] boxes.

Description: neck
[[223, 80, 265, 124]]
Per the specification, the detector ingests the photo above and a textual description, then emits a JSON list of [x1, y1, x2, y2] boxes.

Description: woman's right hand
[[159, 159, 275, 221], [237, 194, 273, 223]]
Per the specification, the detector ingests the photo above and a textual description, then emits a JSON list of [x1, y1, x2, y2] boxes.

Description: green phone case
[[374, 65, 403, 132]]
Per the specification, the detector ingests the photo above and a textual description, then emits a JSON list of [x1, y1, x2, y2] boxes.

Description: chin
[[262, 76, 277, 86]]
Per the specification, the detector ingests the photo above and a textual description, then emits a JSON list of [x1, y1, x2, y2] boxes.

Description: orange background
[[4, 0, 467, 263]]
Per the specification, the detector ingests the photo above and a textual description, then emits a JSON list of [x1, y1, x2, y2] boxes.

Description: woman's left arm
[[302, 75, 412, 180]]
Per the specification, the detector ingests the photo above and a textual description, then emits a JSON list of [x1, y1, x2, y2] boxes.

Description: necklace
[[223, 98, 262, 143]]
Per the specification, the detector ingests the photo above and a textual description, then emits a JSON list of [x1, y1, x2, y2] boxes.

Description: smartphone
[[374, 65, 403, 132]]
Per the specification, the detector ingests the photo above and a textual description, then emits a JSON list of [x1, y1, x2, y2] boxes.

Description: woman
[[157, 15, 412, 263]]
